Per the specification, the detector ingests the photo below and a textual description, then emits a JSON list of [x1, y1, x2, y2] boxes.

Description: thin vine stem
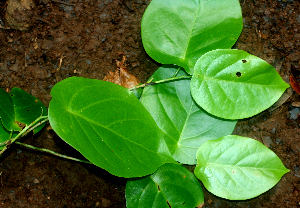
[[0, 116, 49, 155], [172, 67, 182, 78], [15, 142, 93, 165], [10, 116, 49, 144], [129, 75, 192, 91]]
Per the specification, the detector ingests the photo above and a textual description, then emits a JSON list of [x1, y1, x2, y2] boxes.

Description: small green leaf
[[0, 121, 18, 151], [48, 77, 175, 178], [141, 0, 243, 74], [195, 135, 289, 200], [9, 88, 47, 134], [141, 65, 236, 165], [190, 49, 290, 119], [126, 163, 204, 208], [0, 88, 20, 131], [0, 121, 11, 151]]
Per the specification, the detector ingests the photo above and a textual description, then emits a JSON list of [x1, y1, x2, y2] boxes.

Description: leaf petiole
[[129, 75, 192, 91]]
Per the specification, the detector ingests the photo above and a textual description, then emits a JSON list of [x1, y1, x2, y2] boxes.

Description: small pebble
[[289, 108, 299, 120], [291, 101, 300, 107], [262, 136, 273, 148], [33, 178, 39, 184], [85, 59, 92, 65], [271, 128, 276, 134]]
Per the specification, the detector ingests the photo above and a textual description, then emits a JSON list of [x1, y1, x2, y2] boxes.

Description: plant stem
[[10, 116, 49, 144], [15, 142, 93, 164], [172, 67, 182, 78], [0, 116, 49, 155], [129, 75, 192, 91]]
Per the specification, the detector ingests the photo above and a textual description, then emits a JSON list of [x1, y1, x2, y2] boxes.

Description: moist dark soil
[[0, 0, 299, 207]]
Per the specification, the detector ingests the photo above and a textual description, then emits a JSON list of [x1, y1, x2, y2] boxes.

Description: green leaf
[[0, 88, 20, 131], [0, 121, 18, 151], [194, 135, 290, 200], [0, 121, 11, 150], [141, 0, 243, 74], [9, 88, 47, 134], [141, 65, 236, 165], [48, 77, 175, 178], [126, 163, 204, 208], [190, 49, 290, 119]]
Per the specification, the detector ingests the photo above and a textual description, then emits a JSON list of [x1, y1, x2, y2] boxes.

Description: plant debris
[[103, 53, 140, 89]]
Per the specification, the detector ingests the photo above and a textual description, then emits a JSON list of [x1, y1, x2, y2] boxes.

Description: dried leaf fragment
[[103, 54, 139, 88]]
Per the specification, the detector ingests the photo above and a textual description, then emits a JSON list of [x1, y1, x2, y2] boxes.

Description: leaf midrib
[[68, 110, 159, 154]]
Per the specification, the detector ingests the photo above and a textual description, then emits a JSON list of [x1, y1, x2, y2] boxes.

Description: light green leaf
[[141, 0, 243, 74], [0, 88, 20, 131], [126, 163, 204, 208], [141, 65, 236, 165], [9, 88, 47, 134], [195, 135, 290, 200], [48, 77, 175, 178], [190, 49, 290, 119]]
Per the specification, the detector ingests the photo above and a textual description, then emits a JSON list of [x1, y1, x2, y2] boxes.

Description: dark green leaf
[[0, 88, 20, 131], [126, 163, 204, 208], [0, 121, 10, 150], [9, 88, 47, 134]]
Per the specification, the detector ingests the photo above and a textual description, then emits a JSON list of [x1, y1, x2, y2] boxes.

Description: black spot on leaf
[[236, 72, 242, 77]]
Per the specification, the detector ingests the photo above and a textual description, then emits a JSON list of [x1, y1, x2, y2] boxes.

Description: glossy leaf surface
[[141, 65, 236, 165], [195, 135, 289, 200], [0, 88, 20, 131], [9, 88, 47, 134], [141, 0, 243, 74], [126, 163, 204, 208], [48, 77, 175, 178], [191, 49, 290, 119]]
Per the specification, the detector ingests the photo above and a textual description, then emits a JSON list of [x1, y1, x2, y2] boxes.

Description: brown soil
[[0, 0, 299, 207]]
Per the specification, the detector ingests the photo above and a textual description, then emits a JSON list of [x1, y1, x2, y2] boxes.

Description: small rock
[[289, 108, 299, 120], [101, 198, 110, 207], [85, 59, 92, 65], [33, 178, 39, 184], [262, 136, 273, 148], [291, 101, 300, 107], [294, 166, 300, 178], [271, 128, 276, 134]]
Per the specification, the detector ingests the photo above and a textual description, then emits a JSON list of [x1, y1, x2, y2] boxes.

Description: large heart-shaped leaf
[[194, 135, 289, 200], [9, 88, 47, 134], [0, 88, 20, 131], [141, 65, 236, 165], [126, 163, 204, 208], [141, 0, 243, 74], [190, 49, 290, 119], [48, 77, 175, 178]]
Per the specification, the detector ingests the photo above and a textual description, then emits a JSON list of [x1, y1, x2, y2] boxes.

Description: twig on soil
[[33, 17, 51, 25], [0, 2, 7, 13], [25, 52, 28, 67], [0, 172, 2, 187], [0, 25, 10, 30], [56, 55, 66, 71], [50, 0, 75, 6]]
